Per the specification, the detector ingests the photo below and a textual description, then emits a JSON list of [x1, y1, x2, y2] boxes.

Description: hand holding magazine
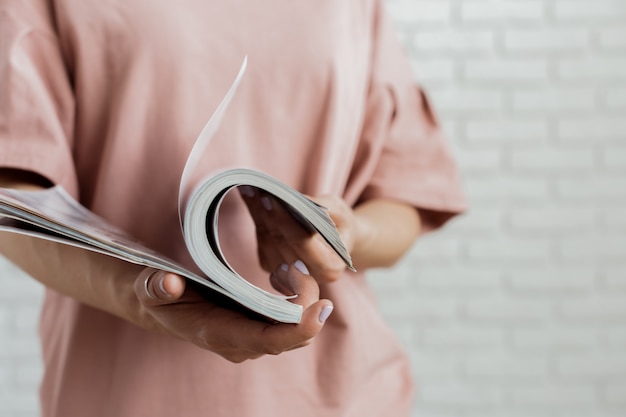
[[0, 59, 353, 324]]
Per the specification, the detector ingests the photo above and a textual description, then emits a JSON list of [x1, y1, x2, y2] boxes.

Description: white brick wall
[[1, 0, 626, 416], [0, 258, 44, 417], [372, 1, 626, 416]]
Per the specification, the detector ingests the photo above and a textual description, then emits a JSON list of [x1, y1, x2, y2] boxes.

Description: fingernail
[[155, 273, 169, 297], [261, 196, 272, 210], [294, 260, 309, 275], [319, 305, 334, 323], [272, 265, 295, 295], [239, 185, 255, 197]]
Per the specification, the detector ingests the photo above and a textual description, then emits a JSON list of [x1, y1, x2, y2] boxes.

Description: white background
[[2, 0, 626, 416]]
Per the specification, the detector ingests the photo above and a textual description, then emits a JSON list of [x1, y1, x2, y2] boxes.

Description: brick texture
[[372, 0, 626, 416], [2, 0, 626, 416]]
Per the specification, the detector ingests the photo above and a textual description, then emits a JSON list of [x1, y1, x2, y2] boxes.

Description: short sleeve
[[349, 1, 467, 231], [0, 1, 77, 194]]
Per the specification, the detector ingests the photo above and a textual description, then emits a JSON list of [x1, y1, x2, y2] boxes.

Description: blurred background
[[1, 0, 625, 416]]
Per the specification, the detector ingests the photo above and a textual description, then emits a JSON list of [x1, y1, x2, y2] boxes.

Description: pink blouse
[[0, 1, 466, 416]]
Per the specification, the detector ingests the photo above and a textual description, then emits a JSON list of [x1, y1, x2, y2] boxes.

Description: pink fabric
[[0, 1, 467, 416]]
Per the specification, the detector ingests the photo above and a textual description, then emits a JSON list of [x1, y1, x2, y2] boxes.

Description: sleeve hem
[[0, 150, 77, 196], [359, 182, 468, 232]]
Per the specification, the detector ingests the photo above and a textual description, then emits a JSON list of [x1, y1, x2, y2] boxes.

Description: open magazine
[[0, 58, 353, 324]]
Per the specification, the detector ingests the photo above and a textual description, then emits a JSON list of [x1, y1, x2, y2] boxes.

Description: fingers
[[269, 260, 317, 303], [280, 261, 334, 335], [239, 187, 347, 283], [239, 186, 305, 272], [134, 267, 186, 307], [133, 263, 333, 363], [234, 261, 334, 356]]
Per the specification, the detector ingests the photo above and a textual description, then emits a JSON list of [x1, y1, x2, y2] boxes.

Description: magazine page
[[178, 57, 248, 221], [0, 186, 303, 323], [0, 187, 202, 279]]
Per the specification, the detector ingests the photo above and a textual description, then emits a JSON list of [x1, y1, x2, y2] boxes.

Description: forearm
[[0, 170, 146, 326], [0, 232, 145, 322], [351, 199, 422, 270], [0, 171, 334, 361]]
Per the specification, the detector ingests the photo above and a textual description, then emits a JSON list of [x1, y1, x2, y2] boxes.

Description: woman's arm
[[240, 188, 422, 283], [350, 198, 422, 269], [0, 169, 333, 362]]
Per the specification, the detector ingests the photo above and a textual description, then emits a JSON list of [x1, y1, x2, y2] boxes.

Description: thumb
[[134, 267, 186, 306]]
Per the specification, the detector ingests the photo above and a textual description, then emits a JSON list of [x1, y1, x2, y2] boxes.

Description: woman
[[0, 0, 466, 416]]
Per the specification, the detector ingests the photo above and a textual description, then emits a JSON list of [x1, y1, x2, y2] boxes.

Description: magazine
[[0, 58, 353, 324]]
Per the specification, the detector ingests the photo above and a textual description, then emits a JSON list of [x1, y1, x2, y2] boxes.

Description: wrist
[[348, 199, 422, 269], [349, 206, 377, 269]]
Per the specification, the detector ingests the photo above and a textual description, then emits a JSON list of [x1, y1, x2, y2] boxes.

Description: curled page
[[177, 57, 248, 229]]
